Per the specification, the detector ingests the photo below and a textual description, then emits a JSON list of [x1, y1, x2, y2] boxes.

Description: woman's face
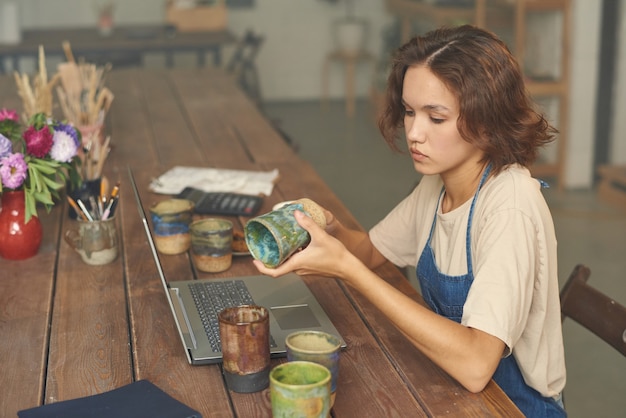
[[402, 65, 483, 178]]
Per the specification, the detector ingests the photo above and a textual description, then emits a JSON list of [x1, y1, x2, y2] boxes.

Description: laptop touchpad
[[271, 305, 321, 330]]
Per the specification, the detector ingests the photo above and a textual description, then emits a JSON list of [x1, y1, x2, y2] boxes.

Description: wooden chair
[[560, 264, 626, 357], [224, 29, 297, 151], [226, 30, 264, 106]]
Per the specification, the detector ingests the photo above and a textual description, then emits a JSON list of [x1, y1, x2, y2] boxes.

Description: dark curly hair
[[378, 25, 557, 174]]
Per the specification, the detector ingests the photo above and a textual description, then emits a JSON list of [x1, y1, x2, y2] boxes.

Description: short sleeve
[[462, 203, 539, 352], [369, 175, 442, 268]]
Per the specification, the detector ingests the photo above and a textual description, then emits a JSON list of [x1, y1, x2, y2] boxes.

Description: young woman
[[253, 25, 566, 417]]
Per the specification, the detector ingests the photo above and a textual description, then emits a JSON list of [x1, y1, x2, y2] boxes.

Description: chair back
[[226, 30, 264, 104], [560, 264, 626, 356]]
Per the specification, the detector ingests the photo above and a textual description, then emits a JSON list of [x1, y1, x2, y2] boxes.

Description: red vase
[[0, 190, 43, 260]]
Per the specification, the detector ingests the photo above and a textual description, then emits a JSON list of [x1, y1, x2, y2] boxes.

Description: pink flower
[[0, 108, 19, 122], [0, 153, 28, 189], [23, 125, 53, 158]]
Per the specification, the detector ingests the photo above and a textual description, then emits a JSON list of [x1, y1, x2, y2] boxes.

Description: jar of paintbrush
[[67, 135, 112, 220]]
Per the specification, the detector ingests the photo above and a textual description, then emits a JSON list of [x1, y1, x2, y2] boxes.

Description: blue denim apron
[[416, 166, 566, 417]]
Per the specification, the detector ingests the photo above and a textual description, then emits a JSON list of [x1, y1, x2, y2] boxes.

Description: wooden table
[[0, 68, 522, 417], [0, 25, 236, 72]]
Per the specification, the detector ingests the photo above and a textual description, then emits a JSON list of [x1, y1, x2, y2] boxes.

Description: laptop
[[129, 167, 345, 365]]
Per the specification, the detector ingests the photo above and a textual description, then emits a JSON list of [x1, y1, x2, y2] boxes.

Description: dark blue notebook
[[18, 380, 201, 418]]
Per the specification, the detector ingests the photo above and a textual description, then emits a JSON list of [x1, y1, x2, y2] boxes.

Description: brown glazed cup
[[190, 218, 233, 272], [218, 305, 271, 393]]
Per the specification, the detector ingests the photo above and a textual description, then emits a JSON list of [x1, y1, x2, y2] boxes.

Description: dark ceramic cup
[[218, 305, 270, 393]]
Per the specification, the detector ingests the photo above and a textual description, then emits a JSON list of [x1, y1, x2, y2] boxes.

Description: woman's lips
[[410, 148, 427, 161]]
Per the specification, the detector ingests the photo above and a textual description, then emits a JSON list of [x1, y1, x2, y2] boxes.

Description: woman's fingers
[[294, 209, 322, 234]]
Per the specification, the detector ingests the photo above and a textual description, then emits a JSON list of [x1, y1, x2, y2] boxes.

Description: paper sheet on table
[[149, 166, 279, 196]]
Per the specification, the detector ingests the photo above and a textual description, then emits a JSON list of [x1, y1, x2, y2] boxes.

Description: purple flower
[[0, 108, 19, 122], [50, 128, 79, 162], [55, 123, 80, 147], [23, 125, 53, 158], [0, 153, 28, 189], [0, 134, 12, 159]]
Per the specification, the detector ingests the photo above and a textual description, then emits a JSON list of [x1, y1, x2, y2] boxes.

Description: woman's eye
[[430, 117, 444, 124], [404, 109, 415, 117]]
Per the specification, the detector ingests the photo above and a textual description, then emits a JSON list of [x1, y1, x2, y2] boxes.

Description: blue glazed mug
[[149, 198, 194, 255], [244, 198, 326, 268]]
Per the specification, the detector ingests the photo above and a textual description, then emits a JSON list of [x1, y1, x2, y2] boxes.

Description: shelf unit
[[384, 0, 571, 189]]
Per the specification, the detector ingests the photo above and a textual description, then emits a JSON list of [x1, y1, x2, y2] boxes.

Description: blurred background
[[1, 1, 624, 417], [2, 0, 625, 191]]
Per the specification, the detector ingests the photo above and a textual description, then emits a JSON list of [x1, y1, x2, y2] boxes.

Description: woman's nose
[[405, 118, 426, 144]]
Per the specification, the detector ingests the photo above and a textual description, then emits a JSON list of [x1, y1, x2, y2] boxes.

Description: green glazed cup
[[270, 361, 331, 418], [244, 202, 309, 268], [244, 199, 326, 268], [286, 331, 341, 407]]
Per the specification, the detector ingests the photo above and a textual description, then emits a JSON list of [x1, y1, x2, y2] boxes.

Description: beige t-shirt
[[369, 165, 566, 397]]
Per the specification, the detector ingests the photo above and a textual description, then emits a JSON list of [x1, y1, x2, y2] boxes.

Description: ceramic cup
[[270, 361, 332, 418], [244, 198, 326, 268], [149, 198, 195, 255], [218, 305, 271, 393], [64, 217, 118, 265], [190, 218, 233, 272], [286, 330, 342, 407]]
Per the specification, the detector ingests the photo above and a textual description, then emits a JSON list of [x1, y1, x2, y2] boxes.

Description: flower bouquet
[[0, 108, 82, 222]]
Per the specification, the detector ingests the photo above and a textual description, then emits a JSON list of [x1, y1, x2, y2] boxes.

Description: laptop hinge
[[169, 288, 197, 350]]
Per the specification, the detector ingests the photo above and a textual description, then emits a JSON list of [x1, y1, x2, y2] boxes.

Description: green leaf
[[24, 193, 38, 223], [28, 159, 60, 175], [28, 113, 48, 130], [27, 166, 43, 193], [50, 188, 63, 202], [33, 190, 54, 206], [40, 174, 64, 190]]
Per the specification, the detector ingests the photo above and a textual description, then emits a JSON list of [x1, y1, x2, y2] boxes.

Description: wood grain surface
[[0, 68, 522, 417]]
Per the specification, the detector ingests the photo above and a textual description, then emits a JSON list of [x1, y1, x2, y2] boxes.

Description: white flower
[[50, 130, 78, 162]]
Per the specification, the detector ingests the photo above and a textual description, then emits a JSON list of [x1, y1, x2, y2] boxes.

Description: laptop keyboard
[[188, 280, 276, 352]]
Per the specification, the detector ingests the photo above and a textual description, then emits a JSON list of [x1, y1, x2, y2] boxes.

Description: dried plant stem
[[82, 135, 111, 180], [62, 41, 75, 63], [13, 45, 60, 120], [56, 42, 114, 128]]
